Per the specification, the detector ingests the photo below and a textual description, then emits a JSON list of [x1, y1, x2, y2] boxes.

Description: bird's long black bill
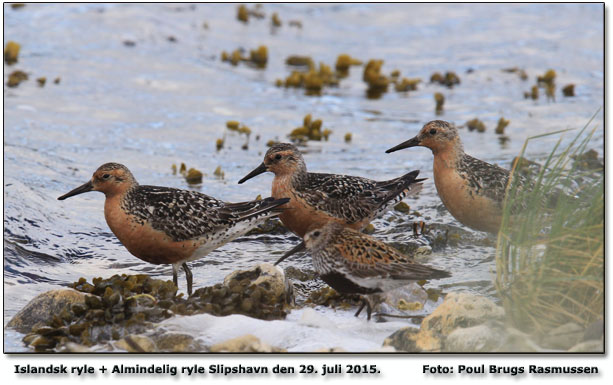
[[238, 162, 267, 184], [57, 180, 93, 200], [385, 136, 421, 153], [274, 241, 306, 266]]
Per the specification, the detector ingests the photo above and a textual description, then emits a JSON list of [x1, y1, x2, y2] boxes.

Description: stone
[[7, 289, 86, 333], [495, 327, 542, 352], [540, 322, 584, 350], [382, 327, 426, 352], [420, 292, 504, 336], [209, 334, 286, 353], [444, 322, 505, 352], [114, 334, 157, 352], [224, 263, 293, 305], [154, 332, 201, 352]]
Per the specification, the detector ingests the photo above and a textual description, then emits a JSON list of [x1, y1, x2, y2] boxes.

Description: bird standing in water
[[58, 162, 289, 295], [386, 120, 524, 233], [238, 143, 424, 262], [297, 222, 450, 320]]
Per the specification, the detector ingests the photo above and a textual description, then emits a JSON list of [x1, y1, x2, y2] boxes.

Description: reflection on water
[[3, 3, 603, 350]]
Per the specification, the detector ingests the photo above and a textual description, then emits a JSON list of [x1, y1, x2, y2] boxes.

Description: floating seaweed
[[221, 45, 267, 69], [4, 41, 20, 65], [54, 77, 61, 84], [289, 114, 329, 142], [7, 70, 28, 88], [279, 61, 339, 95], [185, 168, 203, 184], [271, 12, 281, 27], [37, 77, 46, 87], [466, 118, 486, 133], [434, 92, 445, 115], [285, 55, 314, 68], [335, 54, 362, 76], [495, 117, 510, 135], [216, 138, 224, 151], [344, 133, 352, 143], [562, 84, 575, 97], [214, 166, 225, 179], [394, 77, 421, 92], [430, 71, 460, 88], [363, 59, 389, 98], [237, 5, 249, 23]]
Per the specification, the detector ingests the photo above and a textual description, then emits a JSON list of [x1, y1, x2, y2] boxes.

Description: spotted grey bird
[[238, 143, 424, 263], [386, 120, 526, 233], [296, 222, 450, 320], [58, 162, 289, 295]]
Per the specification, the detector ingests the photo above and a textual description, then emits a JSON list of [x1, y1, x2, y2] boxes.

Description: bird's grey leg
[[182, 262, 193, 296], [354, 298, 367, 317], [172, 264, 179, 288]]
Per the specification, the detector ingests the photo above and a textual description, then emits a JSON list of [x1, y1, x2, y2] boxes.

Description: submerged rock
[[210, 334, 286, 352]]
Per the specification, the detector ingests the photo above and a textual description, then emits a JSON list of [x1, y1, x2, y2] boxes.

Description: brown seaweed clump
[[22, 275, 177, 352], [434, 92, 445, 115], [174, 162, 204, 184], [335, 54, 362, 76], [289, 114, 330, 142], [306, 287, 360, 310], [562, 84, 575, 97], [430, 71, 460, 88], [174, 266, 291, 321], [271, 12, 282, 27], [495, 117, 510, 135], [221, 45, 268, 69], [7, 70, 28, 88], [185, 168, 203, 184], [4, 41, 20, 65], [278, 61, 339, 95], [466, 118, 486, 133], [237, 5, 249, 23], [37, 77, 46, 87], [363, 59, 389, 98], [285, 55, 314, 68], [535, 69, 556, 101], [394, 77, 421, 92]]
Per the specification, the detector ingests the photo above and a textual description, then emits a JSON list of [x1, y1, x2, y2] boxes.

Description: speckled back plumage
[[306, 223, 450, 294], [122, 186, 285, 242], [292, 170, 422, 225]]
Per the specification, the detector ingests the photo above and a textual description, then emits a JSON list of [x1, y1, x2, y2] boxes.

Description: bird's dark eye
[[312, 231, 321, 237], [275, 154, 282, 160], [102, 174, 111, 180], [429, 129, 437, 135]]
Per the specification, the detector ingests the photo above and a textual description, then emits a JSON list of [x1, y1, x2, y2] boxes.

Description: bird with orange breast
[[386, 120, 526, 233], [238, 143, 424, 262], [58, 162, 289, 295]]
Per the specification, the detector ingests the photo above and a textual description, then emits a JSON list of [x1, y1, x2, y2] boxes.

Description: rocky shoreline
[[7, 264, 602, 353]]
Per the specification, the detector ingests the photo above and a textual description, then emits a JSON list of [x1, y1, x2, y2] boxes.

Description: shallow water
[[3, 3, 603, 351]]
